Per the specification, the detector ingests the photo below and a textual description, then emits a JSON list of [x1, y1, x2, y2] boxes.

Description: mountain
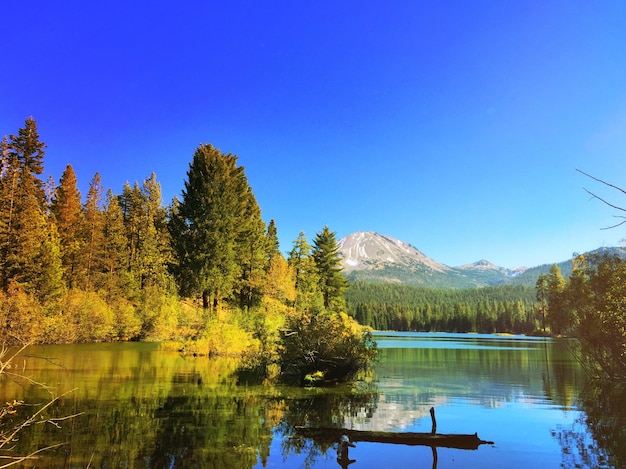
[[338, 231, 523, 289], [454, 259, 527, 286], [339, 231, 449, 273], [510, 246, 626, 286]]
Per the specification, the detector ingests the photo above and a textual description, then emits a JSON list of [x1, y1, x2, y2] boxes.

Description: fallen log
[[295, 407, 493, 450], [295, 408, 492, 450], [294, 426, 493, 450]]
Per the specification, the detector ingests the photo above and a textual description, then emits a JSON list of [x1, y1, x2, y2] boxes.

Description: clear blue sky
[[3, 2, 626, 268]]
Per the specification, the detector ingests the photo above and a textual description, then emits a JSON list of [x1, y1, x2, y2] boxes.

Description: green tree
[[51, 164, 83, 289], [265, 219, 281, 262], [9, 117, 46, 201], [1, 118, 58, 298], [101, 189, 130, 300], [288, 232, 323, 312], [234, 187, 267, 311], [35, 220, 66, 309], [546, 263, 567, 335], [563, 253, 626, 380], [169, 144, 251, 312], [0, 136, 20, 289], [139, 173, 172, 291], [535, 273, 549, 333], [81, 173, 106, 290], [312, 226, 348, 311]]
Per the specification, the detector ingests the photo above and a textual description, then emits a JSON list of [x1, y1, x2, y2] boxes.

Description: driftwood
[[295, 426, 492, 450], [294, 407, 494, 451]]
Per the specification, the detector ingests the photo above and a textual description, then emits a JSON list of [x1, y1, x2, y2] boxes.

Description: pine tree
[[140, 173, 172, 291], [0, 136, 19, 289], [102, 189, 129, 299], [312, 226, 349, 311], [9, 117, 46, 200], [546, 263, 567, 335], [288, 232, 323, 312], [535, 274, 549, 333], [234, 187, 267, 310], [1, 118, 53, 293], [265, 219, 281, 262], [51, 164, 83, 289], [36, 220, 66, 308], [119, 182, 145, 299], [82, 173, 106, 290], [169, 144, 251, 311]]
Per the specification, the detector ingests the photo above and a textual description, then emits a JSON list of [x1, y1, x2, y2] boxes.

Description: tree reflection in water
[[552, 381, 626, 469], [277, 381, 379, 469]]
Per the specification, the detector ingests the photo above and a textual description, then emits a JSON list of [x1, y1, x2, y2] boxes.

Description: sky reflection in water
[[264, 332, 588, 469]]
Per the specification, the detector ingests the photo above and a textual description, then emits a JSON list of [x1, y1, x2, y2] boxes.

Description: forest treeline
[[0, 117, 544, 353], [346, 282, 541, 334]]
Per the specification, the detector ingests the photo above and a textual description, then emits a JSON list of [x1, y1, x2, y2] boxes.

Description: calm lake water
[[0, 332, 622, 468]]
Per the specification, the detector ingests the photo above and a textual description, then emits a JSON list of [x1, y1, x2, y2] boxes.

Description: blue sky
[[2, 2, 626, 268]]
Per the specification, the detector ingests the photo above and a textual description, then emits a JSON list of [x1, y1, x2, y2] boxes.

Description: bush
[[236, 298, 288, 382], [181, 315, 255, 357], [278, 310, 377, 385], [56, 290, 115, 342], [111, 298, 142, 341], [0, 283, 45, 344]]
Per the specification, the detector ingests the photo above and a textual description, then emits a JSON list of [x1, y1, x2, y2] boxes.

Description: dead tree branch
[[577, 168, 626, 229]]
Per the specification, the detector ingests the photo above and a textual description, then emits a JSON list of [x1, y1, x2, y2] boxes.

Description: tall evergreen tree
[[265, 219, 281, 262], [288, 232, 322, 312], [35, 220, 66, 307], [546, 263, 567, 335], [9, 117, 46, 207], [535, 273, 549, 333], [51, 164, 83, 289], [140, 173, 172, 291], [312, 226, 349, 311], [169, 144, 251, 311], [119, 182, 145, 299], [82, 173, 105, 289], [102, 189, 130, 299], [234, 187, 267, 310], [0, 136, 19, 289], [0, 118, 56, 295]]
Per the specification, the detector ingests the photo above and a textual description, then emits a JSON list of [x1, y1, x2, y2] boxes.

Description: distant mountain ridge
[[338, 231, 624, 289]]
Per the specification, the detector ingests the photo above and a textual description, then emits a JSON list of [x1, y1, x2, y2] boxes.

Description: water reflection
[[277, 381, 379, 469], [552, 381, 626, 469], [0, 335, 623, 468]]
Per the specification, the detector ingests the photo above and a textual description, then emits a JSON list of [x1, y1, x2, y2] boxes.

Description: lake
[[0, 332, 621, 468]]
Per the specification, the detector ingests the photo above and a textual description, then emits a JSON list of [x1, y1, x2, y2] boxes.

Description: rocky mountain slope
[[338, 231, 528, 288]]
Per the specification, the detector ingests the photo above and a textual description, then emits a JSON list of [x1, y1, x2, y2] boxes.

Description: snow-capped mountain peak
[[338, 231, 449, 273]]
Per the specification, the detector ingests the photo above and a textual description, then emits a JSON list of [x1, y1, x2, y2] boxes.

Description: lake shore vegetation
[[0, 118, 377, 383], [542, 254, 626, 381]]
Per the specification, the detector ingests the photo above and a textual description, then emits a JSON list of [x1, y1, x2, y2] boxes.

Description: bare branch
[[601, 217, 626, 230], [582, 187, 626, 213], [577, 168, 626, 197], [0, 442, 67, 468], [0, 389, 78, 451], [38, 412, 85, 429]]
